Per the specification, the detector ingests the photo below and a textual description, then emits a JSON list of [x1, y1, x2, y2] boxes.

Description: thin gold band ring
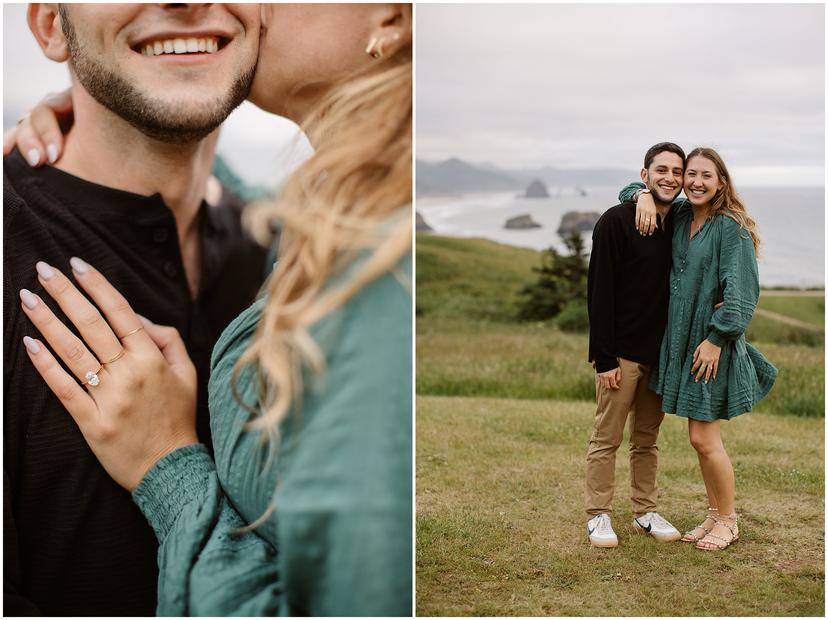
[[101, 348, 126, 365], [119, 326, 144, 340]]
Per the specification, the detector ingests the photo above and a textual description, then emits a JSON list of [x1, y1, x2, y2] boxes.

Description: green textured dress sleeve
[[706, 217, 759, 346], [618, 181, 692, 210], [132, 444, 281, 616], [275, 271, 412, 616], [619, 181, 646, 203]]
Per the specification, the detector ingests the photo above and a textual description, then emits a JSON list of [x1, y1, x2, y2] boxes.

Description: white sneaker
[[633, 512, 682, 542], [587, 513, 618, 548]]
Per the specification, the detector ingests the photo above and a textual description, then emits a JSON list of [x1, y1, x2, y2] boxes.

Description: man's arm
[[587, 210, 625, 375]]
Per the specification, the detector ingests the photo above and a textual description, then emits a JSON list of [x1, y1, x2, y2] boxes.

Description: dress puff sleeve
[[132, 444, 281, 616], [706, 216, 760, 346]]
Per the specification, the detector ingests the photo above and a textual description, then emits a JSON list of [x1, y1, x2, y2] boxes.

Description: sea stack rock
[[525, 179, 550, 198], [505, 214, 542, 230], [416, 212, 434, 232], [557, 211, 601, 235]]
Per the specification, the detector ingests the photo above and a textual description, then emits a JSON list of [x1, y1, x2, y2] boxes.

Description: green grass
[[416, 235, 825, 614], [417, 396, 824, 616], [417, 317, 824, 417], [417, 234, 825, 347], [416, 235, 542, 321], [746, 313, 823, 347], [757, 295, 824, 327]]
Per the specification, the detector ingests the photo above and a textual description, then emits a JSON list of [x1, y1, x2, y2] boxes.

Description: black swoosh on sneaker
[[588, 526, 596, 534], [636, 519, 652, 533]]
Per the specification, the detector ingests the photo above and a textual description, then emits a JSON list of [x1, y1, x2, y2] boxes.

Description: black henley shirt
[[587, 201, 673, 373], [3, 149, 269, 615]]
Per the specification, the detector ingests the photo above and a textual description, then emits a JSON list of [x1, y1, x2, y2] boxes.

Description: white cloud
[[416, 3, 825, 186]]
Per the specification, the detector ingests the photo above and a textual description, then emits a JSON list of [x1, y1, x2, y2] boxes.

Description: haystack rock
[[416, 212, 433, 232], [524, 179, 550, 198], [557, 211, 601, 235], [504, 214, 542, 230]]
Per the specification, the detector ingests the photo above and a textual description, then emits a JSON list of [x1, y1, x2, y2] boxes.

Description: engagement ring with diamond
[[82, 365, 103, 387]]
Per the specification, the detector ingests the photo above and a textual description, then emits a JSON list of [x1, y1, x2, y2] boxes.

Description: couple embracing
[[585, 142, 777, 551]]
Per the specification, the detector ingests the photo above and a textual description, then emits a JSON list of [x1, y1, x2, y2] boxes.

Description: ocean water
[[417, 186, 825, 288]]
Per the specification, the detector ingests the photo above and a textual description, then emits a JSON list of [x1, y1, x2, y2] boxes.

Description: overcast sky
[[417, 3, 825, 186], [2, 4, 312, 190]]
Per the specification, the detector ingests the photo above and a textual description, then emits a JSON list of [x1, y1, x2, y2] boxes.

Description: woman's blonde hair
[[231, 33, 412, 439], [686, 147, 761, 256]]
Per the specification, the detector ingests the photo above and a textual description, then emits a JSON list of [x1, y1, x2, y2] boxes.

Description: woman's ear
[[28, 4, 70, 63], [365, 4, 412, 59]]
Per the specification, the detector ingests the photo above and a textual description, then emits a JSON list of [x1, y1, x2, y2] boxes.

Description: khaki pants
[[585, 358, 664, 517]]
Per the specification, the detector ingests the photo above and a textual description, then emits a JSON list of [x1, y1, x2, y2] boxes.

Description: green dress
[[619, 184, 777, 420], [132, 251, 412, 616]]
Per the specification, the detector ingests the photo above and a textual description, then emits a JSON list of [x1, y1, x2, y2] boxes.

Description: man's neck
[[55, 85, 216, 243], [652, 198, 672, 219]]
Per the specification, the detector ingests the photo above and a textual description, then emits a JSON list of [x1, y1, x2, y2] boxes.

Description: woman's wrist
[[633, 188, 650, 203], [706, 331, 726, 347], [132, 443, 215, 542]]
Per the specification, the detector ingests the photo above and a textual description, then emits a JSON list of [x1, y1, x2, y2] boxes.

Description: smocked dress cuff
[[132, 443, 216, 543], [706, 331, 727, 347]]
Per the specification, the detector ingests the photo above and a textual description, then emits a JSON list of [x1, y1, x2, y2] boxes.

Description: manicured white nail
[[23, 336, 41, 354], [35, 261, 55, 280], [69, 256, 89, 274], [19, 289, 38, 309], [26, 148, 40, 166], [46, 144, 59, 164]]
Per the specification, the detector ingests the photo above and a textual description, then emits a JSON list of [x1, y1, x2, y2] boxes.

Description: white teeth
[[140, 36, 220, 56]]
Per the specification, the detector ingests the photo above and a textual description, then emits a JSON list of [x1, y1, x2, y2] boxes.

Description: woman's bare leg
[[681, 421, 721, 540], [688, 419, 734, 513], [688, 419, 737, 548]]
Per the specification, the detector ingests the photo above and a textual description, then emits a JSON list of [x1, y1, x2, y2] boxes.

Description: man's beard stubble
[[59, 6, 256, 144]]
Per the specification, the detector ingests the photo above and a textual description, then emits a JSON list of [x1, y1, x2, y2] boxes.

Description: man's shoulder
[[595, 202, 635, 230], [4, 152, 30, 223]]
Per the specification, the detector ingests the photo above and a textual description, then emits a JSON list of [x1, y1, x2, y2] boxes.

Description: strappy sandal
[[681, 507, 718, 543], [696, 514, 739, 551]]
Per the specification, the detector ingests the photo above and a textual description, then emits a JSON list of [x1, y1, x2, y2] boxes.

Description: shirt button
[[163, 261, 178, 278], [153, 228, 169, 243]]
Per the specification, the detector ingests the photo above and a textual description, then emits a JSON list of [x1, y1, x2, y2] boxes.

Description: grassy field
[[417, 318, 824, 418], [756, 294, 824, 327], [416, 235, 825, 616], [417, 397, 824, 616], [416, 235, 540, 321]]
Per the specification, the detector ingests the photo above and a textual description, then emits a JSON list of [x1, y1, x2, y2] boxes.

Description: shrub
[[555, 300, 590, 333], [517, 232, 588, 321]]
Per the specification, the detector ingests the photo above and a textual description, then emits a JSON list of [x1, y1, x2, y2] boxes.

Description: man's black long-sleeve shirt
[[587, 202, 673, 373], [3, 149, 269, 615]]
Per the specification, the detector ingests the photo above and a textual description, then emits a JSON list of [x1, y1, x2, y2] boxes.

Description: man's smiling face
[[59, 3, 260, 142], [643, 151, 684, 204]]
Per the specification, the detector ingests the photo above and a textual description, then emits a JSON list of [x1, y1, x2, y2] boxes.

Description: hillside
[[416, 235, 540, 321], [417, 234, 824, 344]]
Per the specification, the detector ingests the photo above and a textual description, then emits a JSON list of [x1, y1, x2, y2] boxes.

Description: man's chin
[[653, 189, 679, 203]]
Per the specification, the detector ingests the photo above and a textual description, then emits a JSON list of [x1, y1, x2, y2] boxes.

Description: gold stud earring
[[365, 36, 384, 59]]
